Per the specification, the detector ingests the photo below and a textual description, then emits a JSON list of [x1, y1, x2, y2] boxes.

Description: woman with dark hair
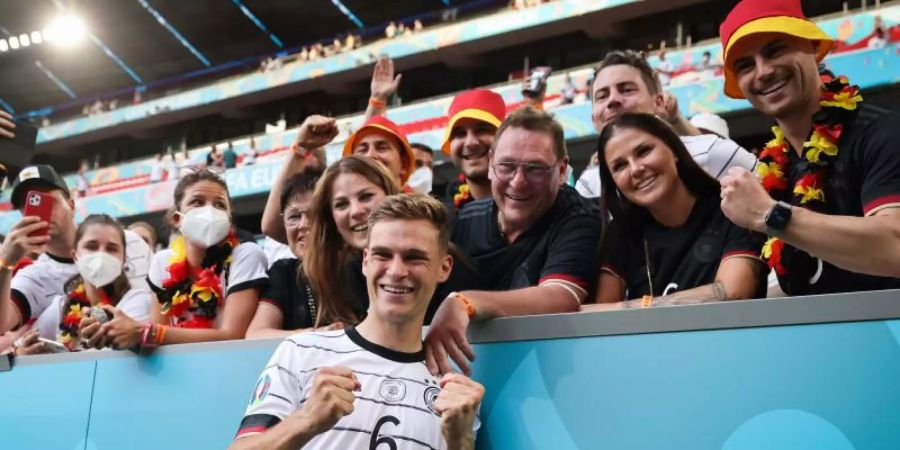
[[81, 169, 268, 350], [16, 214, 151, 354], [584, 113, 765, 310], [246, 170, 332, 338]]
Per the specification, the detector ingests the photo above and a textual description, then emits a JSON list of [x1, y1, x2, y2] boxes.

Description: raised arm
[[364, 57, 401, 122], [0, 217, 50, 332], [261, 116, 338, 244]]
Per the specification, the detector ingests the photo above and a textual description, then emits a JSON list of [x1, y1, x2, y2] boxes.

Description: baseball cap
[[441, 89, 506, 155], [10, 164, 71, 209], [689, 113, 730, 139], [720, 0, 833, 99]]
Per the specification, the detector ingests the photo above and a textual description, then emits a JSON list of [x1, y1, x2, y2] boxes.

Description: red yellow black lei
[[158, 230, 239, 328], [757, 74, 862, 279], [59, 283, 112, 350], [453, 173, 474, 211]]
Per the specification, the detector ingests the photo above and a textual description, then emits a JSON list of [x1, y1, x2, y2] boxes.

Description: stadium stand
[[2, 0, 900, 448]]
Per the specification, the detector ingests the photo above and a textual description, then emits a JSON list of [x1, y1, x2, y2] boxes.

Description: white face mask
[[76, 252, 123, 287], [179, 205, 231, 248]]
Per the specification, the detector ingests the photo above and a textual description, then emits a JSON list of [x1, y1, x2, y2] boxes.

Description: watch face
[[767, 203, 792, 230]]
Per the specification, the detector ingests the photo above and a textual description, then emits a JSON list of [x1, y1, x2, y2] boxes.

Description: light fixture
[[9, 36, 19, 49], [31, 31, 42, 45], [20, 34, 30, 47], [0, 40, 7, 52], [44, 14, 87, 47]]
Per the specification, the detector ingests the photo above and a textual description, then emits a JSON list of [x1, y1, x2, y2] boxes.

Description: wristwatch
[[764, 201, 793, 236]]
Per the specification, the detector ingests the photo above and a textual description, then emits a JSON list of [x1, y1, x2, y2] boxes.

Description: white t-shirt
[[10, 229, 152, 324], [147, 242, 268, 324], [262, 237, 295, 269], [575, 166, 601, 199], [32, 288, 151, 343], [236, 327, 479, 449], [680, 134, 757, 180]]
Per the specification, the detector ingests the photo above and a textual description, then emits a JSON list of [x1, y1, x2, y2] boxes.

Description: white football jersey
[[237, 327, 479, 449]]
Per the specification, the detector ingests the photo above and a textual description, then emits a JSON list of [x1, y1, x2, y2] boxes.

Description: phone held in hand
[[37, 337, 70, 353], [523, 66, 552, 98], [21, 190, 54, 237]]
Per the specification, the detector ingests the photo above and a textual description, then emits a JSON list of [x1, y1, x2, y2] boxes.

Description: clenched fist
[[295, 366, 360, 435], [291, 115, 339, 155]]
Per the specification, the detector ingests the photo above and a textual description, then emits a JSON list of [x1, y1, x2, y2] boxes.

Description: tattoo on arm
[[650, 280, 729, 307], [712, 280, 727, 301]]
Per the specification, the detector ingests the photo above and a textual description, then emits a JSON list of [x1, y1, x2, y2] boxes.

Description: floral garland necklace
[[158, 230, 240, 328], [453, 173, 474, 211], [756, 74, 862, 286], [59, 282, 112, 350]]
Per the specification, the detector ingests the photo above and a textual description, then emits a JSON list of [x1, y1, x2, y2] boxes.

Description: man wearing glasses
[[424, 107, 602, 375]]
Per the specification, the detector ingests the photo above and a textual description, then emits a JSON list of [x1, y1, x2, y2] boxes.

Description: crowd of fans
[[0, 0, 898, 448]]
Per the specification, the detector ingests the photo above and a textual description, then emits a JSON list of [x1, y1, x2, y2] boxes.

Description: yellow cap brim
[[723, 16, 833, 99], [440, 108, 502, 155]]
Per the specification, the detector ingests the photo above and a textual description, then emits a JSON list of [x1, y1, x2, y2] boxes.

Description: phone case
[[21, 191, 54, 237]]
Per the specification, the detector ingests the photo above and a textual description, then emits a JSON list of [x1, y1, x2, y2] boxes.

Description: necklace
[[756, 74, 862, 286], [158, 231, 240, 328], [59, 282, 112, 350], [299, 269, 317, 326], [643, 239, 655, 297], [453, 173, 474, 211]]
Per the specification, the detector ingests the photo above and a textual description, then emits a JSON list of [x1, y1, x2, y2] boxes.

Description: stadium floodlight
[[44, 14, 86, 46], [9, 36, 19, 49], [0, 40, 7, 52], [31, 31, 42, 45], [20, 34, 30, 47]]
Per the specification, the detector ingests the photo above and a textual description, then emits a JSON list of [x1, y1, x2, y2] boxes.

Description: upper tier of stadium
[[0, 3, 896, 233]]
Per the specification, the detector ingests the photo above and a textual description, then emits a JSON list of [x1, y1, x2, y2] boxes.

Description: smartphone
[[21, 190, 54, 237], [522, 66, 552, 98], [0, 119, 38, 167], [37, 337, 70, 353]]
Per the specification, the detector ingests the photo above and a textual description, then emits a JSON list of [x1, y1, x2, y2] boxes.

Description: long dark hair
[[303, 155, 401, 326], [64, 214, 131, 303], [596, 113, 720, 232]]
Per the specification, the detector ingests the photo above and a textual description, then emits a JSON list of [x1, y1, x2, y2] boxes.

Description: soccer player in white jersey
[[231, 193, 484, 450]]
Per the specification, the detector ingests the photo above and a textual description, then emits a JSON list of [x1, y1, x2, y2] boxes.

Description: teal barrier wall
[[3, 290, 900, 449]]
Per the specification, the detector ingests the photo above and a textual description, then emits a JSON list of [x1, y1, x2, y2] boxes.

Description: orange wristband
[[640, 295, 654, 308], [0, 258, 15, 272], [453, 292, 476, 319], [368, 97, 386, 108], [155, 324, 167, 345]]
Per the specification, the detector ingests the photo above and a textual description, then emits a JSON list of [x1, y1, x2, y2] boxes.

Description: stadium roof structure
[[0, 0, 471, 115]]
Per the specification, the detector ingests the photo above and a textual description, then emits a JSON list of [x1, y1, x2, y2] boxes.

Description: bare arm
[[779, 207, 900, 277], [0, 217, 50, 332], [464, 284, 581, 319], [721, 167, 900, 278], [662, 92, 701, 136], [583, 256, 765, 312], [364, 57, 401, 122], [261, 152, 308, 245], [261, 116, 339, 244], [153, 288, 260, 343]]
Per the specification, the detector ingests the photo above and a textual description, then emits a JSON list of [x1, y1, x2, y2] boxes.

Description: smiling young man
[[718, 0, 900, 295], [232, 193, 483, 450], [590, 50, 757, 181], [441, 89, 508, 212], [426, 107, 602, 375], [344, 115, 417, 189]]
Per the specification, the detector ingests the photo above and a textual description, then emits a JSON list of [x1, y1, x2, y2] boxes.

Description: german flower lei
[[59, 283, 112, 350], [158, 230, 239, 328], [453, 173, 474, 211], [757, 74, 862, 279]]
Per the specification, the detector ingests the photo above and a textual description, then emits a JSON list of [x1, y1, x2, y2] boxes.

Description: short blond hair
[[368, 193, 449, 251]]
